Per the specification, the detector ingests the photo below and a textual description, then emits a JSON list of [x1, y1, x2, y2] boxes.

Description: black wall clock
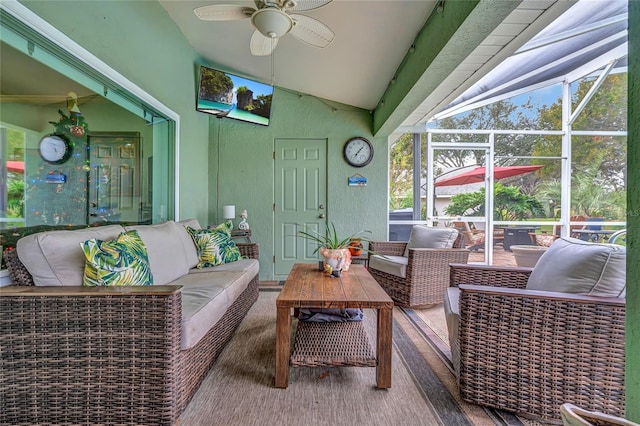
[[39, 134, 72, 165], [343, 137, 374, 167]]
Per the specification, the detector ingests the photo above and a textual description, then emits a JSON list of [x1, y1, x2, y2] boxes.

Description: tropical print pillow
[[81, 230, 153, 286], [187, 223, 241, 268]]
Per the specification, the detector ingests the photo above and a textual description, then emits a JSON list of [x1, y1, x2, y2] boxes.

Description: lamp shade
[[251, 8, 293, 38], [223, 205, 236, 220]]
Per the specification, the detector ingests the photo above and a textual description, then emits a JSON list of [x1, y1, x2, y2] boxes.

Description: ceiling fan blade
[[250, 30, 278, 56], [284, 0, 333, 12], [290, 14, 334, 48], [194, 4, 255, 21]]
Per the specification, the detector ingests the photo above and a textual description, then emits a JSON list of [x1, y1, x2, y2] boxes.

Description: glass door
[[427, 131, 494, 264]]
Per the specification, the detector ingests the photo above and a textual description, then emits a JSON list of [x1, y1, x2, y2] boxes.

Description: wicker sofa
[[444, 237, 626, 422], [0, 219, 259, 425]]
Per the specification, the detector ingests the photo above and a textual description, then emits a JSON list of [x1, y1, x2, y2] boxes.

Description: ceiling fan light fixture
[[251, 8, 293, 38]]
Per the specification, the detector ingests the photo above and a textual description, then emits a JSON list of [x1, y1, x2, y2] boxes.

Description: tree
[[535, 156, 626, 220], [389, 133, 414, 210], [444, 183, 545, 221], [432, 97, 539, 171], [534, 73, 627, 188]]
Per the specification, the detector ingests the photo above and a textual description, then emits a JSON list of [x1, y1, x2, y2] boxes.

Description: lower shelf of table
[[290, 320, 377, 368]]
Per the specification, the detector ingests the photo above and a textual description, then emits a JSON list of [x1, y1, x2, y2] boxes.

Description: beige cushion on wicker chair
[[526, 236, 626, 297], [403, 225, 459, 256], [368, 255, 408, 278]]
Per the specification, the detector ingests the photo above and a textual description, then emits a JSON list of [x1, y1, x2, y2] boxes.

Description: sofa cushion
[[177, 219, 202, 267], [369, 255, 408, 278], [174, 270, 251, 349], [124, 221, 195, 285], [187, 224, 241, 268], [526, 237, 626, 297], [188, 258, 259, 278], [404, 225, 459, 256], [16, 225, 125, 286], [178, 218, 202, 230], [81, 230, 153, 286]]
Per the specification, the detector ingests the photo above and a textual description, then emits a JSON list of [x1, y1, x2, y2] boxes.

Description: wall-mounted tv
[[196, 65, 273, 126]]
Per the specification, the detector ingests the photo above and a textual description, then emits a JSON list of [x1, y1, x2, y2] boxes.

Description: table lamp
[[223, 205, 236, 229]]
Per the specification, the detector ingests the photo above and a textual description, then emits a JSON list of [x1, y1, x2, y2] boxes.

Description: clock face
[[39, 134, 72, 164], [343, 137, 374, 167]]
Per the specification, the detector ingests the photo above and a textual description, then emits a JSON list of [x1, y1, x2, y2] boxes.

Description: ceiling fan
[[194, 0, 335, 56]]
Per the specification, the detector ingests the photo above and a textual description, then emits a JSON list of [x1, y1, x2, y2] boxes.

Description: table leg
[[275, 306, 291, 388], [376, 307, 392, 388]]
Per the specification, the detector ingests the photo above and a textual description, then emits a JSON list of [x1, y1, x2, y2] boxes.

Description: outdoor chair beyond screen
[[453, 221, 504, 251], [368, 226, 469, 307]]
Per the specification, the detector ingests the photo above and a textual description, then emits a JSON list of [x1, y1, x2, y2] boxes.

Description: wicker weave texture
[[369, 241, 470, 307], [0, 292, 183, 425], [455, 281, 626, 421], [449, 263, 532, 289], [290, 321, 376, 368], [2, 241, 261, 424]]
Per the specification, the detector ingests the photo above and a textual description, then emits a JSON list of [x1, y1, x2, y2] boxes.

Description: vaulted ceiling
[[160, 0, 576, 136]]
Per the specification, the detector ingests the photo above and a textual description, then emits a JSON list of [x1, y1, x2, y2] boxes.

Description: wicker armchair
[[368, 232, 469, 307], [445, 263, 626, 422]]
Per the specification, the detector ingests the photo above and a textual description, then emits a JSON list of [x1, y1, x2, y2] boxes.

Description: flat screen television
[[196, 65, 273, 126]]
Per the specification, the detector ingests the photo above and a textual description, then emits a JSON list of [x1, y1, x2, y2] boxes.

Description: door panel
[[88, 132, 141, 224], [274, 139, 326, 276]]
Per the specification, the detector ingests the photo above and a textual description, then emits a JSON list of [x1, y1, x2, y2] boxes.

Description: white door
[[88, 132, 141, 224], [274, 138, 327, 277]]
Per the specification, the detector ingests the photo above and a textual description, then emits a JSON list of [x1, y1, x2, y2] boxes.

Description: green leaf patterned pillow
[[187, 224, 241, 268], [81, 230, 153, 286]]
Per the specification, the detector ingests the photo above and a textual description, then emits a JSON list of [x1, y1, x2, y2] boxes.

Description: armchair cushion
[[403, 225, 459, 256], [526, 237, 626, 297], [368, 255, 407, 278]]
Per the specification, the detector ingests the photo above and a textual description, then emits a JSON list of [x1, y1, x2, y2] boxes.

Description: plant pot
[[511, 245, 548, 267], [319, 247, 352, 272], [348, 239, 363, 256]]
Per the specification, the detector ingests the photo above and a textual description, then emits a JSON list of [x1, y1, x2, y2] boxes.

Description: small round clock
[[39, 134, 72, 165], [343, 137, 374, 167]]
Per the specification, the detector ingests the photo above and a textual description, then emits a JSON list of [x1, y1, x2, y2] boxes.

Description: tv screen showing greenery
[[196, 65, 273, 126]]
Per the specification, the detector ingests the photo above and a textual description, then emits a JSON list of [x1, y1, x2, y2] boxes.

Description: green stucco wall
[[627, 1, 638, 421], [209, 89, 387, 280], [19, 0, 388, 281]]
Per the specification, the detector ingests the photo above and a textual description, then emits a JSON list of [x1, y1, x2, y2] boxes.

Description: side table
[[230, 229, 252, 242]]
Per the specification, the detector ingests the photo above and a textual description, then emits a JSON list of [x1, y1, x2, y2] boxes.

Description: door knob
[[319, 214, 325, 219], [319, 204, 325, 209]]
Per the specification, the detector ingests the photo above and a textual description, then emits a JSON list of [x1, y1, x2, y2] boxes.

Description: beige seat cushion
[[443, 287, 460, 369], [125, 221, 198, 284], [175, 269, 252, 349], [369, 255, 408, 278], [526, 237, 626, 297], [188, 258, 259, 277], [404, 225, 459, 256], [17, 225, 125, 286]]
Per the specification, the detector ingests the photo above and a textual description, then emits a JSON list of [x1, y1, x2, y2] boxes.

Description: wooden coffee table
[[275, 263, 393, 389]]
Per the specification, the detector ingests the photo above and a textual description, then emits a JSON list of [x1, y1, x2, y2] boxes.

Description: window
[[0, 7, 176, 237]]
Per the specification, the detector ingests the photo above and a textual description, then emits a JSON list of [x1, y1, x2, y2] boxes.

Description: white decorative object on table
[[238, 209, 250, 230], [223, 205, 235, 229]]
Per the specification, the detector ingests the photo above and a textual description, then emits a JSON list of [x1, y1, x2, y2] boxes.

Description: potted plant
[[296, 222, 373, 274]]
